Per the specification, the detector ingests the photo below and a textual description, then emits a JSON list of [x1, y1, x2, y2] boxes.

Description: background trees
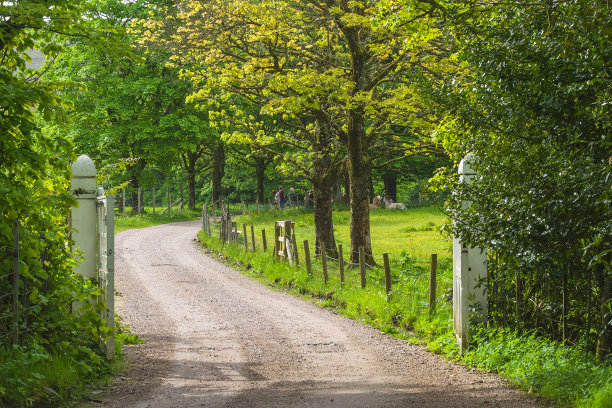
[[139, 0, 449, 261]]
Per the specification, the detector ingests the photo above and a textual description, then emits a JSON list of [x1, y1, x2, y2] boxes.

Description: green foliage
[[439, 0, 611, 271], [429, 0, 612, 356], [463, 327, 612, 407], [0, 312, 131, 407], [1, 1, 131, 405], [47, 0, 216, 196]]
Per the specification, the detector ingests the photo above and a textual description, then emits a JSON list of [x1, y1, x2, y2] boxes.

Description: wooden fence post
[[359, 246, 366, 289], [284, 220, 294, 266], [338, 244, 344, 284], [152, 187, 156, 215], [304, 240, 311, 275], [137, 187, 142, 215], [274, 223, 281, 260], [221, 219, 225, 245], [383, 253, 391, 299], [202, 204, 207, 231], [207, 212, 211, 237], [180, 182, 184, 210], [291, 222, 299, 266], [122, 188, 125, 217], [262, 229, 267, 252], [251, 225, 256, 251], [243, 224, 248, 250], [167, 184, 171, 214], [321, 242, 328, 284], [429, 253, 437, 315]]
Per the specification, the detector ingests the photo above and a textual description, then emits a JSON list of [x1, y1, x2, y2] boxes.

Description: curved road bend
[[96, 220, 541, 408]]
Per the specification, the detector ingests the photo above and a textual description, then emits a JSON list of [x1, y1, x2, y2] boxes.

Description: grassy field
[[114, 207, 200, 234], [227, 205, 451, 265]]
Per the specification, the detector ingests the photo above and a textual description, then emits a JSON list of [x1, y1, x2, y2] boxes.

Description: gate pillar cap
[[71, 155, 97, 193], [458, 153, 476, 176]]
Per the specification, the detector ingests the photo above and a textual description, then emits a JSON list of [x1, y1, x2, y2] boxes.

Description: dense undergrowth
[[198, 207, 612, 408], [0, 209, 183, 407], [0, 312, 142, 407]]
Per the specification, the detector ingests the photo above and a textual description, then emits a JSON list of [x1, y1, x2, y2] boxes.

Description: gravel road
[[95, 221, 543, 407]]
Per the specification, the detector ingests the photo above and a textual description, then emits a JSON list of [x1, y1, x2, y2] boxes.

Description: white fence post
[[453, 154, 488, 353], [71, 155, 115, 359], [97, 187, 115, 360], [71, 155, 98, 280]]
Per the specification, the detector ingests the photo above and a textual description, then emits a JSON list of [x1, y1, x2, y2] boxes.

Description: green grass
[[460, 328, 612, 407], [0, 315, 130, 407], [201, 205, 611, 408], [237, 205, 451, 265], [114, 207, 200, 234]]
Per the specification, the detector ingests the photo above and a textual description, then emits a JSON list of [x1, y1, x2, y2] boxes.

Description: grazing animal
[[382, 196, 407, 210], [369, 195, 382, 209]]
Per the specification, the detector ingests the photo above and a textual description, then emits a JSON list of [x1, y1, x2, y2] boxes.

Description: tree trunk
[[347, 153, 373, 264], [343, 25, 374, 265], [187, 173, 196, 209], [211, 141, 225, 203], [312, 177, 336, 257], [597, 266, 612, 362], [128, 158, 146, 215], [255, 156, 266, 204], [310, 116, 337, 257], [381, 171, 397, 202], [346, 104, 373, 264], [185, 150, 199, 209]]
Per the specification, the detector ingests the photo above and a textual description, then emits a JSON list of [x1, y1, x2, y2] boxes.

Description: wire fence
[[1, 220, 35, 346], [0, 220, 59, 348]]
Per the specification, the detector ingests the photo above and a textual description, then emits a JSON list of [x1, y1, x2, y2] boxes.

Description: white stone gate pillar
[[71, 155, 98, 279], [71, 155, 115, 359], [453, 154, 487, 352]]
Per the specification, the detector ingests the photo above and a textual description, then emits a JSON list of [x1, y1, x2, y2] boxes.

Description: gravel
[[90, 221, 546, 408]]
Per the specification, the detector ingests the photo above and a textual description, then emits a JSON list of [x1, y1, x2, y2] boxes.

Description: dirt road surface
[[95, 221, 542, 407]]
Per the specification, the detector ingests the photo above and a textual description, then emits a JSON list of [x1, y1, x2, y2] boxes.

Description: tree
[[139, 0, 447, 261], [50, 0, 215, 210]]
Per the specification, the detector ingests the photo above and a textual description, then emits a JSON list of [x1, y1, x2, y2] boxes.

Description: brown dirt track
[[90, 221, 546, 408]]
